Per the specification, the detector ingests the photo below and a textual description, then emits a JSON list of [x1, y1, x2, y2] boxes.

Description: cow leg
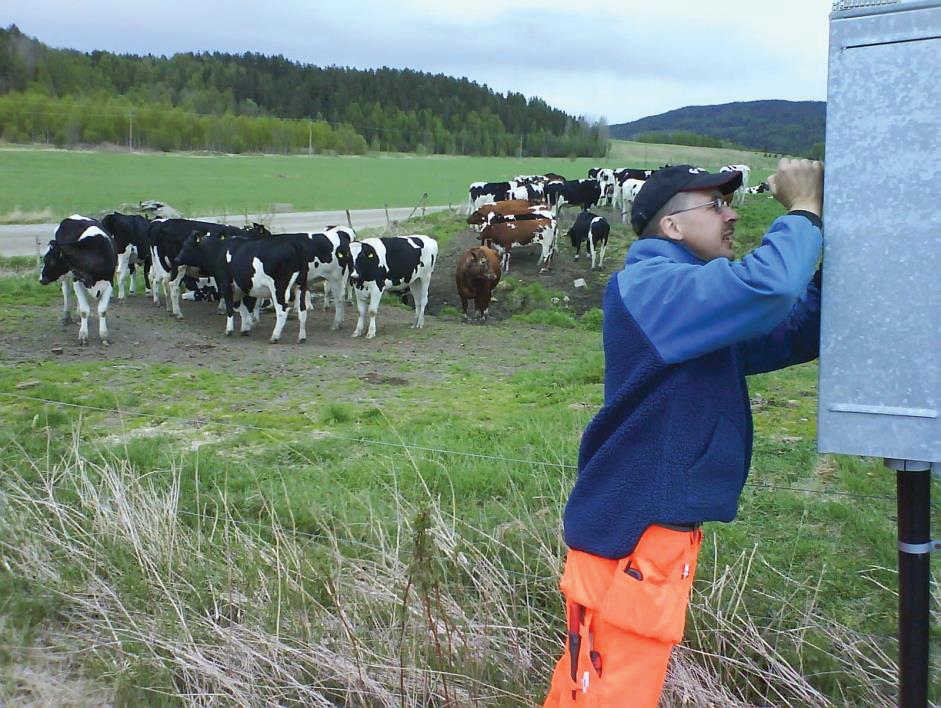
[[459, 292, 469, 321], [322, 280, 331, 310], [365, 283, 382, 338], [240, 296, 257, 335], [474, 291, 491, 323], [96, 281, 113, 345], [351, 287, 368, 338], [502, 251, 511, 273], [588, 235, 596, 269], [169, 270, 184, 319], [60, 278, 72, 325], [116, 250, 130, 299], [269, 274, 296, 344], [72, 281, 91, 345], [598, 240, 607, 269], [412, 277, 430, 329], [220, 285, 237, 336], [328, 274, 345, 330], [295, 279, 308, 344]]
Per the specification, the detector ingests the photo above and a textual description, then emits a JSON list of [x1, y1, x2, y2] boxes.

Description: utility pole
[[308, 121, 312, 156], [128, 110, 134, 152]]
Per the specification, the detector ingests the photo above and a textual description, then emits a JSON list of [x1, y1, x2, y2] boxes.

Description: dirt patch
[[1, 213, 622, 376], [426, 216, 623, 319]]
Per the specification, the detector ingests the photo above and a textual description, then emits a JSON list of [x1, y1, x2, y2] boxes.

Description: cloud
[[0, 0, 830, 122]]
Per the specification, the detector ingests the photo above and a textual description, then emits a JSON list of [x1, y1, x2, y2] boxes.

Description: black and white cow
[[745, 181, 771, 195], [720, 164, 751, 206], [567, 211, 610, 269], [341, 235, 438, 339], [467, 181, 512, 212], [39, 215, 117, 345], [276, 225, 355, 330], [613, 167, 655, 185], [100, 212, 152, 299], [615, 178, 646, 222], [148, 219, 244, 318], [175, 230, 310, 343], [544, 179, 602, 214]]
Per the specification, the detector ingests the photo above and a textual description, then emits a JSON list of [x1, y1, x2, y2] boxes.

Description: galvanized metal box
[[818, 1, 941, 463]]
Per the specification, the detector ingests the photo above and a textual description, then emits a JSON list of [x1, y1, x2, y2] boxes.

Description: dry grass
[[0, 436, 914, 706], [0, 207, 55, 225]]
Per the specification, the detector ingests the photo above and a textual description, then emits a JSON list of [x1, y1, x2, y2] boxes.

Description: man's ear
[[659, 214, 683, 242]]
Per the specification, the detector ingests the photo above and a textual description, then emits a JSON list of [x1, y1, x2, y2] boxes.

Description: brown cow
[[466, 199, 531, 226], [455, 246, 501, 322], [478, 217, 557, 273]]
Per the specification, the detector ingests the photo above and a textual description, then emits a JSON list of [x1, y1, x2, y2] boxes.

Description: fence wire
[[2, 390, 934, 507]]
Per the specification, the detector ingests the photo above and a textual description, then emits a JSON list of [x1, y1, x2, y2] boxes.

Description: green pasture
[[0, 139, 779, 220], [1, 199, 936, 704]]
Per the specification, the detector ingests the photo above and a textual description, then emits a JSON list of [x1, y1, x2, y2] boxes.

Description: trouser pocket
[[596, 526, 700, 644]]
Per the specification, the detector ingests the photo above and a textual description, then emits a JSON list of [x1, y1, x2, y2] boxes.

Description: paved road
[[0, 205, 451, 257]]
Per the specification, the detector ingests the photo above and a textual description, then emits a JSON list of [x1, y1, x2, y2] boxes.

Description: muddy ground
[[2, 219, 623, 374]]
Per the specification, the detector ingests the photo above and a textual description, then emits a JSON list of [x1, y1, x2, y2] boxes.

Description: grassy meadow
[[0, 153, 938, 705], [0, 139, 780, 221]]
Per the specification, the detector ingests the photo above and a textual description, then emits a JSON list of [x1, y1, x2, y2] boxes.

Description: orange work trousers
[[543, 525, 703, 707]]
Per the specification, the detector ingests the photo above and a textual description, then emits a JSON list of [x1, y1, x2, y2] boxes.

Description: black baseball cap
[[631, 165, 743, 235]]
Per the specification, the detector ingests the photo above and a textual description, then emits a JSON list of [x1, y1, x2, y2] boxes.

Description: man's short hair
[[640, 193, 689, 237]]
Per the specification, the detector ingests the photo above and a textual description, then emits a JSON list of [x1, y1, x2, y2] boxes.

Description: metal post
[[308, 122, 312, 156], [128, 111, 134, 151], [887, 458, 932, 708]]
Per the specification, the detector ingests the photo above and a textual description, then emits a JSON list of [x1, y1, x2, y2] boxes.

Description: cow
[[148, 218, 244, 319], [615, 178, 646, 223], [544, 179, 602, 215], [100, 212, 152, 299], [278, 225, 355, 330], [39, 215, 117, 346], [467, 181, 512, 212], [720, 164, 751, 206], [595, 168, 616, 207], [175, 230, 310, 343], [614, 167, 655, 184], [567, 211, 610, 269], [479, 218, 556, 273], [745, 181, 771, 195], [485, 207, 553, 226], [455, 246, 501, 323], [543, 172, 567, 182], [467, 199, 532, 227], [341, 235, 438, 339]]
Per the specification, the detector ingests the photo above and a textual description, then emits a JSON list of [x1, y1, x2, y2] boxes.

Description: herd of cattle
[[37, 162, 756, 347]]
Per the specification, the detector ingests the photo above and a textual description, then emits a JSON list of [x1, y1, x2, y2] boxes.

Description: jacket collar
[[625, 236, 706, 266]]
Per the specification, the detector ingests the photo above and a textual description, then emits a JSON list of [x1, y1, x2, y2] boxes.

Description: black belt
[[656, 522, 702, 532]]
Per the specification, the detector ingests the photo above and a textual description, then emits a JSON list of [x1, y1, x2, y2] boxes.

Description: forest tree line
[[0, 25, 606, 157]]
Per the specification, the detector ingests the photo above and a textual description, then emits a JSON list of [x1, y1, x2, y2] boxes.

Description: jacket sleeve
[[621, 214, 822, 364], [737, 267, 822, 375]]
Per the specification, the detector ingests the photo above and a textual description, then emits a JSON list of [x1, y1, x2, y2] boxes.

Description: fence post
[[385, 204, 390, 227], [346, 209, 353, 230], [128, 110, 134, 152]]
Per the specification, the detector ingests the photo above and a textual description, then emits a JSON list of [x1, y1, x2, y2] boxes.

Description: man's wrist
[[789, 209, 823, 229], [787, 200, 822, 216]]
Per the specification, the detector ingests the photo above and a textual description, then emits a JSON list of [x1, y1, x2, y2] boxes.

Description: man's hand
[[767, 158, 824, 217]]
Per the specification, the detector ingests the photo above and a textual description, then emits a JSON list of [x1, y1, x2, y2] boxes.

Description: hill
[[0, 24, 604, 157], [609, 100, 825, 157]]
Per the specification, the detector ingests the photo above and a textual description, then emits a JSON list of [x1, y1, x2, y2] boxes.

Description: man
[[543, 159, 824, 706]]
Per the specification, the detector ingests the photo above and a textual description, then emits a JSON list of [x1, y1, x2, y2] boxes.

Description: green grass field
[[1, 154, 937, 704], [0, 140, 779, 220]]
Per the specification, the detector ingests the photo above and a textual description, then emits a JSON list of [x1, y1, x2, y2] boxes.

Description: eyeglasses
[[667, 197, 730, 216]]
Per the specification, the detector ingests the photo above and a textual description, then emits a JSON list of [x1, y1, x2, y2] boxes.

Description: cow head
[[39, 240, 70, 285], [348, 241, 386, 287], [100, 212, 117, 235], [175, 230, 213, 271], [464, 247, 500, 281]]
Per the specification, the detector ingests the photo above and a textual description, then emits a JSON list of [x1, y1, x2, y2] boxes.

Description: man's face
[[668, 189, 738, 261]]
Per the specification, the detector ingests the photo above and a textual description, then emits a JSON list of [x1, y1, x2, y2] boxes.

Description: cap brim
[[679, 171, 742, 195]]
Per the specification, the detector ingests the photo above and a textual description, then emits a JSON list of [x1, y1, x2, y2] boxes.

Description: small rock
[[786, 400, 800, 408], [51, 347, 64, 355], [573, 278, 587, 288], [15, 380, 41, 389]]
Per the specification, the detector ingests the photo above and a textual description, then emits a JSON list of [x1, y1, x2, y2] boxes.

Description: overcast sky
[[2, 1, 832, 124]]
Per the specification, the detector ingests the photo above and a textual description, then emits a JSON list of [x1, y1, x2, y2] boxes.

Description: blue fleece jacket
[[563, 213, 823, 559]]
